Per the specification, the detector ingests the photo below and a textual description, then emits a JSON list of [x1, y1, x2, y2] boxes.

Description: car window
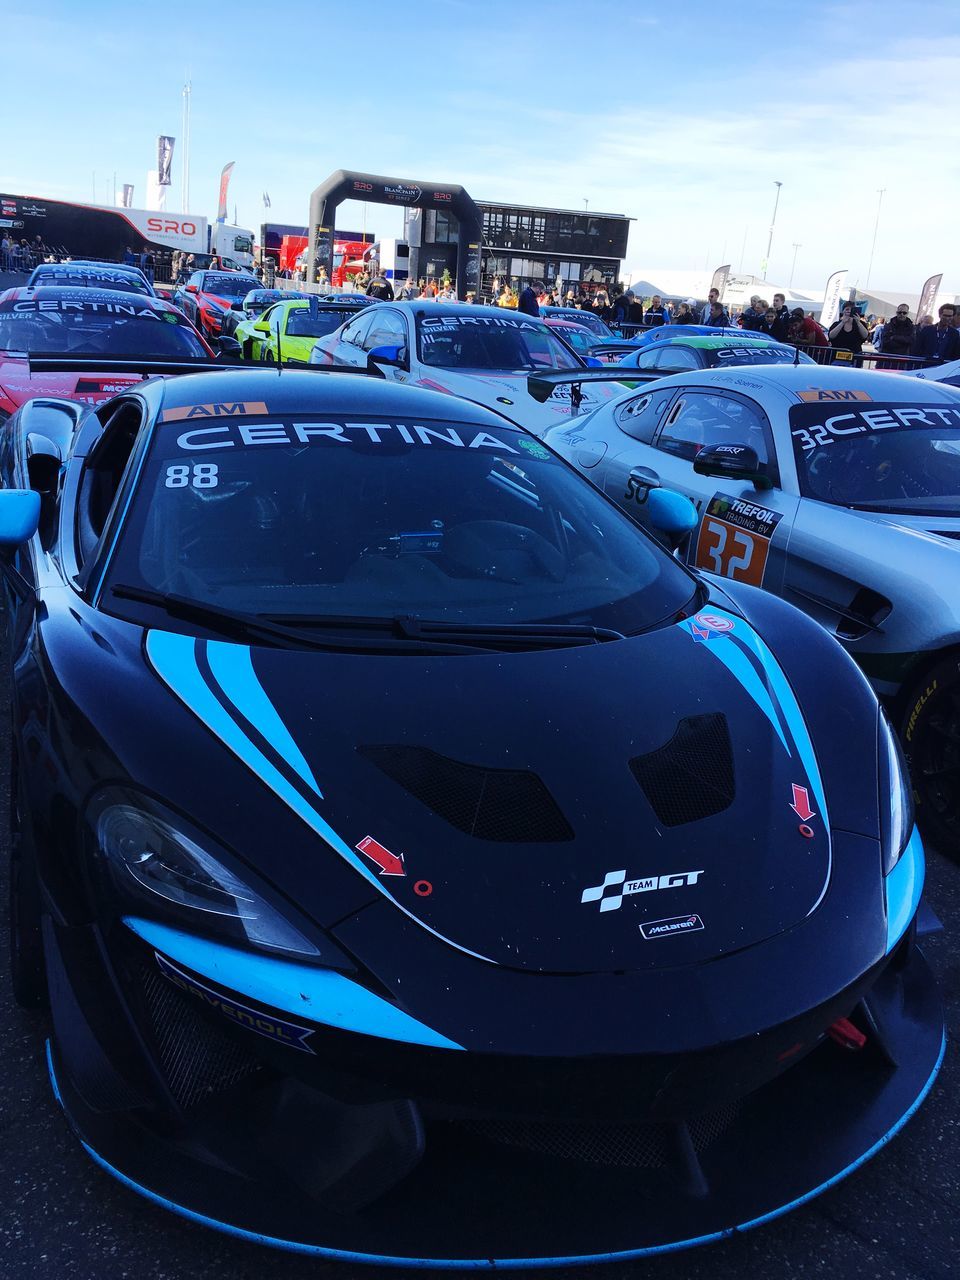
[[340, 313, 375, 348], [416, 313, 581, 371], [74, 399, 146, 574], [655, 347, 700, 372], [104, 412, 697, 635], [655, 392, 773, 468], [614, 387, 678, 443], [636, 348, 666, 370], [362, 310, 409, 353], [0, 294, 209, 358]]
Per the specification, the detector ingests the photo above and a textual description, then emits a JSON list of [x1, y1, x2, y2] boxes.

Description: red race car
[[0, 285, 214, 419], [172, 269, 261, 339]]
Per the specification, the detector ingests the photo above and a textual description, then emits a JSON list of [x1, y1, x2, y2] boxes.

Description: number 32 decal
[[695, 517, 769, 586]]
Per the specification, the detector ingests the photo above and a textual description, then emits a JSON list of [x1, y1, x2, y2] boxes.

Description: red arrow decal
[[790, 784, 816, 823], [356, 835, 406, 877]]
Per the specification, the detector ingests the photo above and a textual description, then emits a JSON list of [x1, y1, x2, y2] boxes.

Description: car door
[[358, 308, 411, 380], [649, 389, 799, 592], [323, 311, 376, 368]]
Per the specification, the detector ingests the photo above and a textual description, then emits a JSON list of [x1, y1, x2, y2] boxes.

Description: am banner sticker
[[694, 492, 784, 587]]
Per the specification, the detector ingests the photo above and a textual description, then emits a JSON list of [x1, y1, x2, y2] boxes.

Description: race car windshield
[[285, 308, 355, 338], [204, 275, 259, 299], [790, 401, 960, 514], [0, 300, 209, 357], [30, 271, 152, 296], [417, 315, 582, 373], [704, 344, 807, 366], [106, 413, 695, 639]]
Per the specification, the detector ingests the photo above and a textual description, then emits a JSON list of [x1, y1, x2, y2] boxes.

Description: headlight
[[204, 300, 226, 317], [96, 802, 328, 959], [879, 711, 914, 874]]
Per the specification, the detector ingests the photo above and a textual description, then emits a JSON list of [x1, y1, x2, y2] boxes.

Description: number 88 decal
[[165, 463, 219, 489], [695, 516, 769, 586]]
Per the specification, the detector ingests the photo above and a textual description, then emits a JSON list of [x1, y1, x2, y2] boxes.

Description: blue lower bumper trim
[[738, 1028, 945, 1231], [885, 825, 925, 954], [47, 1027, 947, 1270]]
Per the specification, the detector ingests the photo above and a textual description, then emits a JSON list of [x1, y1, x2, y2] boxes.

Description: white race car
[[308, 301, 625, 433], [911, 357, 960, 387]]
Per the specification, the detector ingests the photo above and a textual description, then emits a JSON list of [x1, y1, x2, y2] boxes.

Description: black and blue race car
[[0, 364, 944, 1267]]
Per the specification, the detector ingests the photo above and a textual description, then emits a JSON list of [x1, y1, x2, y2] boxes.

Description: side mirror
[[253, 319, 272, 333], [217, 336, 242, 357], [185, 283, 199, 294], [585, 356, 604, 368], [367, 344, 408, 372], [0, 490, 41, 547], [645, 488, 698, 552], [693, 442, 772, 490], [231, 300, 245, 310]]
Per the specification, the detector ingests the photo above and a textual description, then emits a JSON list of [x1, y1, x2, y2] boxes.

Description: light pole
[[762, 181, 782, 280], [583, 198, 589, 211], [864, 188, 885, 292], [789, 243, 802, 288]]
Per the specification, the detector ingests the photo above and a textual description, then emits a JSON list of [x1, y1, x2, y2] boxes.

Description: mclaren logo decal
[[155, 952, 316, 1052], [144, 631, 496, 965], [640, 914, 704, 940]]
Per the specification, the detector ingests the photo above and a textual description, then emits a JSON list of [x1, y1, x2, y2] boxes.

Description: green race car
[[236, 296, 376, 364]]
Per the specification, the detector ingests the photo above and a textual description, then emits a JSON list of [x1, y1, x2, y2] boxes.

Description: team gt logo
[[580, 868, 704, 913]]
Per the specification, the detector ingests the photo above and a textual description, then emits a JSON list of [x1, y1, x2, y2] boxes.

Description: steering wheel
[[444, 520, 566, 583]]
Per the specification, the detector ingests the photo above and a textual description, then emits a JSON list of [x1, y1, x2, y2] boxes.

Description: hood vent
[[630, 713, 735, 827], [359, 744, 574, 843]]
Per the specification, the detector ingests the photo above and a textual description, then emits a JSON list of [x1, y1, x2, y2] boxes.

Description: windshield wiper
[[109, 587, 492, 654], [269, 613, 626, 651]]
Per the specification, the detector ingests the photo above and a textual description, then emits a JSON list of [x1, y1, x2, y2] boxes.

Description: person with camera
[[828, 303, 868, 354]]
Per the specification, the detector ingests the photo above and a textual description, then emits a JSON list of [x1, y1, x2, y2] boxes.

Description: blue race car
[[0, 360, 942, 1267]]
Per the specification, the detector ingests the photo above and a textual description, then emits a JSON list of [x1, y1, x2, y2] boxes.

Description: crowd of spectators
[[0, 233, 52, 272], [478, 279, 958, 360]]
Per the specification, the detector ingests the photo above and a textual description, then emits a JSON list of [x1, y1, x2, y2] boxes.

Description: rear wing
[[24, 355, 375, 378], [586, 342, 640, 360], [526, 368, 662, 407]]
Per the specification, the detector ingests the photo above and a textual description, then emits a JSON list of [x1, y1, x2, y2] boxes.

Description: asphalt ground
[[0, 273, 957, 1275]]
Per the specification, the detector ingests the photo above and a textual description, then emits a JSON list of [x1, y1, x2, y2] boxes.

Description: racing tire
[[899, 651, 960, 859], [8, 755, 48, 1009]]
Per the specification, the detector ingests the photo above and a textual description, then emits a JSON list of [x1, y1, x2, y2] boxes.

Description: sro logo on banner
[[147, 218, 197, 236]]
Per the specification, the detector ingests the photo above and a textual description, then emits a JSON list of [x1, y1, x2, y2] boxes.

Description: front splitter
[[46, 950, 944, 1269]]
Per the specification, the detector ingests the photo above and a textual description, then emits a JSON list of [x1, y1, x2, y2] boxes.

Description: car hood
[[412, 368, 624, 435], [144, 606, 835, 975], [0, 356, 142, 408]]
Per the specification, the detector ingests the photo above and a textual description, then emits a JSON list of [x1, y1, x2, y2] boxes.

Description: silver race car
[[538, 364, 960, 851]]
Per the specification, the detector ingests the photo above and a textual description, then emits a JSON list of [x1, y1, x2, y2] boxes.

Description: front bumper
[[43, 908, 944, 1267]]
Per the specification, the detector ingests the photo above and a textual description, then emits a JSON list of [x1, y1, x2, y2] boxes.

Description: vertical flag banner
[[711, 264, 731, 299], [217, 161, 236, 223], [146, 170, 166, 212], [262, 191, 271, 209], [157, 136, 175, 186], [122, 184, 134, 208], [916, 273, 942, 322], [820, 269, 848, 330]]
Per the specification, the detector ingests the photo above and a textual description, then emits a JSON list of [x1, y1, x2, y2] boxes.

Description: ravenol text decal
[[155, 952, 316, 1052]]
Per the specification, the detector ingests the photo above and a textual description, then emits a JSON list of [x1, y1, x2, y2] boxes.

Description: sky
[[4, 0, 958, 297]]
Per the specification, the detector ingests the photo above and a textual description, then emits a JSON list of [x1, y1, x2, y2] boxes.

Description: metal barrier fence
[[797, 347, 939, 371]]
